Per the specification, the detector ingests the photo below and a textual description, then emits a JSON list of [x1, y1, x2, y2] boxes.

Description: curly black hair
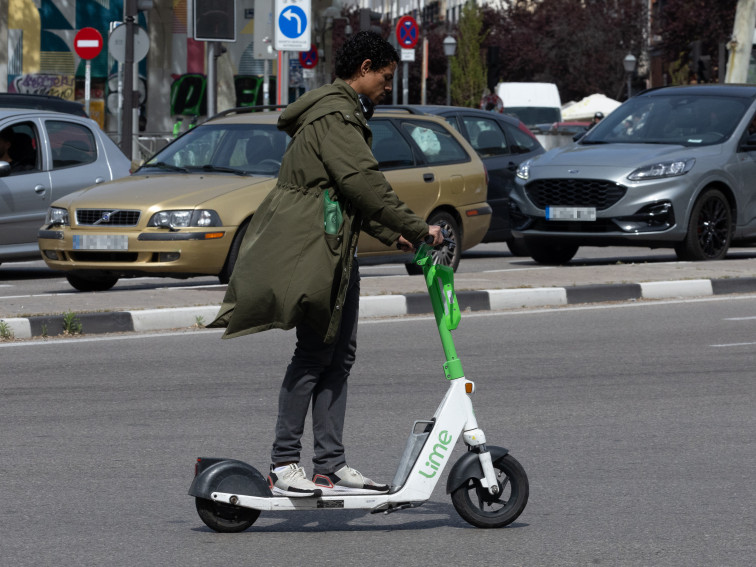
[[334, 31, 399, 80]]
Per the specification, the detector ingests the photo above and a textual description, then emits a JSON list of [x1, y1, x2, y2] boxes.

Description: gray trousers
[[271, 262, 360, 476]]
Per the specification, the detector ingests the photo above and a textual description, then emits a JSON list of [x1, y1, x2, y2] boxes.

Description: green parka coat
[[209, 79, 429, 343]]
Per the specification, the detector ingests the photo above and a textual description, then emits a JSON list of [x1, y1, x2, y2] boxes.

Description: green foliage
[[62, 311, 83, 335], [450, 2, 487, 107], [0, 320, 14, 341]]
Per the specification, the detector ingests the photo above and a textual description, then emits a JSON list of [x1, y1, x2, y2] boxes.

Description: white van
[[495, 82, 562, 127]]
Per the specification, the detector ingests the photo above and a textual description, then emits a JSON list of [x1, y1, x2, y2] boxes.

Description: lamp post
[[443, 36, 457, 106], [623, 53, 637, 100]]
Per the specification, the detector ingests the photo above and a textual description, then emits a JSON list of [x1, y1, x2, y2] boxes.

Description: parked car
[[512, 84, 756, 264], [39, 107, 491, 291], [0, 109, 131, 265], [0, 93, 88, 117], [378, 105, 545, 255]]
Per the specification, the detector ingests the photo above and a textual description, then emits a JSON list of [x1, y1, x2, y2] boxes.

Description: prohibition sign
[[396, 15, 419, 49], [74, 27, 103, 60], [299, 45, 318, 69]]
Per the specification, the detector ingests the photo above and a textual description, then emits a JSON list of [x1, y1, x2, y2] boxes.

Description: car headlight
[[148, 209, 222, 229], [45, 207, 70, 226], [627, 158, 695, 181], [516, 159, 533, 180]]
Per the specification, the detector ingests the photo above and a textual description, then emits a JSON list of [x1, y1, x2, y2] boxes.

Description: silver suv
[[512, 85, 756, 264]]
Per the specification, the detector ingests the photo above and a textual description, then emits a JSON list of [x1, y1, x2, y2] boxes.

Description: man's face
[[356, 61, 397, 105]]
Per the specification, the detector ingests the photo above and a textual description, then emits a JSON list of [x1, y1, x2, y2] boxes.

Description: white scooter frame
[[189, 237, 529, 530]]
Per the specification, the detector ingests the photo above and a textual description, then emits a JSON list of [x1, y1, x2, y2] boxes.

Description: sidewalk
[[3, 254, 756, 339]]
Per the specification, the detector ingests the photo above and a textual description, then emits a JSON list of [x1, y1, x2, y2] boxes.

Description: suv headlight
[[516, 159, 533, 180], [46, 207, 70, 226], [627, 158, 695, 181], [148, 209, 222, 229]]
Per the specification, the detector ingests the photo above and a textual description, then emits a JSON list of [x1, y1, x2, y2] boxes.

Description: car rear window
[[47, 120, 97, 169], [401, 119, 468, 165]]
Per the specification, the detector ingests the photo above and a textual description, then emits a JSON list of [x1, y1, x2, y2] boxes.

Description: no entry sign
[[74, 27, 103, 60], [396, 16, 419, 49]]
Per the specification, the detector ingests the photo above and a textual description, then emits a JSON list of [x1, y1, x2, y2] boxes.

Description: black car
[[377, 105, 545, 255], [0, 93, 88, 117]]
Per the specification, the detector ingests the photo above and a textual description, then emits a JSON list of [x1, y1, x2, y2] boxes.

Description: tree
[[450, 1, 487, 107], [481, 0, 647, 102], [659, 0, 737, 83]]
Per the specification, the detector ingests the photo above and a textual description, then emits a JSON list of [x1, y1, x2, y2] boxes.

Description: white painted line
[[640, 279, 712, 299], [129, 306, 220, 331], [359, 295, 406, 317], [710, 342, 756, 347], [487, 287, 567, 310], [0, 317, 32, 339]]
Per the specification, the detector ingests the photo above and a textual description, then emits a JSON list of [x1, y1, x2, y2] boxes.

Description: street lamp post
[[623, 53, 637, 100], [443, 36, 457, 106]]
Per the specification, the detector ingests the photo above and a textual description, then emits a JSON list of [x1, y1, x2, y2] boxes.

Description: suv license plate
[[73, 235, 129, 250], [546, 206, 597, 221]]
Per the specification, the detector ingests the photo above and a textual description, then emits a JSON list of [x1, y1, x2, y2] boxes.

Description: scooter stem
[[415, 244, 464, 380]]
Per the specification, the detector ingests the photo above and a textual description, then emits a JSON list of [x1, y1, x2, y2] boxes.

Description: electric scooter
[[188, 234, 529, 531]]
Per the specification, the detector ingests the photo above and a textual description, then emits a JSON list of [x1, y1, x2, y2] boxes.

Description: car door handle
[[34, 184, 46, 194], [95, 177, 105, 184], [423, 173, 434, 182]]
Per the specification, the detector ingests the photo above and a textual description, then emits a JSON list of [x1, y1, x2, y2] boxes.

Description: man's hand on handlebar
[[397, 225, 445, 252], [427, 224, 444, 246]]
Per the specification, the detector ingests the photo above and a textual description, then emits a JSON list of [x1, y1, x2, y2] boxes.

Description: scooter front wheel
[[451, 453, 529, 528], [195, 497, 260, 533]]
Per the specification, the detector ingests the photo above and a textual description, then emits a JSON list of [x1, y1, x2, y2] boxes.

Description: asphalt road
[[2, 297, 754, 566]]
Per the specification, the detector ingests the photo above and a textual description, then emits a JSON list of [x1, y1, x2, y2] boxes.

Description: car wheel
[[218, 219, 250, 284], [674, 189, 732, 261], [405, 211, 461, 275], [505, 237, 530, 257], [65, 272, 119, 292], [525, 238, 578, 265]]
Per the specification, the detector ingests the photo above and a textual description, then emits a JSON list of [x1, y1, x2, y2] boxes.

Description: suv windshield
[[142, 123, 290, 176], [582, 94, 749, 147]]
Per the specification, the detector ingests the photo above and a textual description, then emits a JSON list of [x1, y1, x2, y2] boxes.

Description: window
[[1, 121, 39, 173], [371, 120, 414, 169], [402, 119, 468, 165], [48, 121, 97, 169], [462, 116, 509, 157], [502, 122, 541, 154]]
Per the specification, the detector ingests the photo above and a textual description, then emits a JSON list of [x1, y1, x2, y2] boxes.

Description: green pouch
[[324, 190, 343, 235]]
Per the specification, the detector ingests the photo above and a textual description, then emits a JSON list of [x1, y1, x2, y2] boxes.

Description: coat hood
[[277, 79, 362, 137]]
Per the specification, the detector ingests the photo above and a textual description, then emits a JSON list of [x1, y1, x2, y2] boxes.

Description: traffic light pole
[[121, 0, 136, 161]]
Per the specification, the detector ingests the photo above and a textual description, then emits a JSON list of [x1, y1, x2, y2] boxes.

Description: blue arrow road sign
[[279, 5, 307, 39]]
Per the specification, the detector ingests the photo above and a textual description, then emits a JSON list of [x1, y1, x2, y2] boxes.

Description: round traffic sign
[[278, 5, 308, 40], [396, 16, 419, 49], [299, 45, 318, 69], [108, 25, 150, 64], [74, 27, 103, 60]]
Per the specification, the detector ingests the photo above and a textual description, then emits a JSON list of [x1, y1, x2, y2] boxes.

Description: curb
[[4, 277, 756, 340]]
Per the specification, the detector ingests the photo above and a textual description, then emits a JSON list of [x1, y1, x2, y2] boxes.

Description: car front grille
[[76, 209, 141, 226], [525, 179, 626, 210]]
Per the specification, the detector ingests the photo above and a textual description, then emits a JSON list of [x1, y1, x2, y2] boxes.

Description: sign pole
[[84, 60, 92, 116], [403, 61, 408, 104]]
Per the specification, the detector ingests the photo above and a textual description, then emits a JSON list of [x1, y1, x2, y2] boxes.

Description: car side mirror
[[572, 131, 586, 142], [0, 161, 10, 177], [741, 132, 756, 152]]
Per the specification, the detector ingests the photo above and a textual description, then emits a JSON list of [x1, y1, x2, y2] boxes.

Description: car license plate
[[546, 206, 597, 221], [72, 235, 129, 250]]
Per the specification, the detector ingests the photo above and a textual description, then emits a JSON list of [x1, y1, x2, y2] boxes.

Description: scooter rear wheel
[[451, 453, 529, 528], [195, 497, 260, 533]]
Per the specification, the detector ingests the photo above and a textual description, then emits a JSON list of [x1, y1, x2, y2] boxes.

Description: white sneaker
[[313, 465, 390, 495], [268, 464, 322, 497]]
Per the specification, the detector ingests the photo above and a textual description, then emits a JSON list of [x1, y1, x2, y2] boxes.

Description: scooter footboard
[[445, 446, 509, 494], [188, 457, 272, 500]]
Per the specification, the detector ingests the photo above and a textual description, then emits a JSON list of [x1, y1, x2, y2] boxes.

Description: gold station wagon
[[39, 108, 491, 291]]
